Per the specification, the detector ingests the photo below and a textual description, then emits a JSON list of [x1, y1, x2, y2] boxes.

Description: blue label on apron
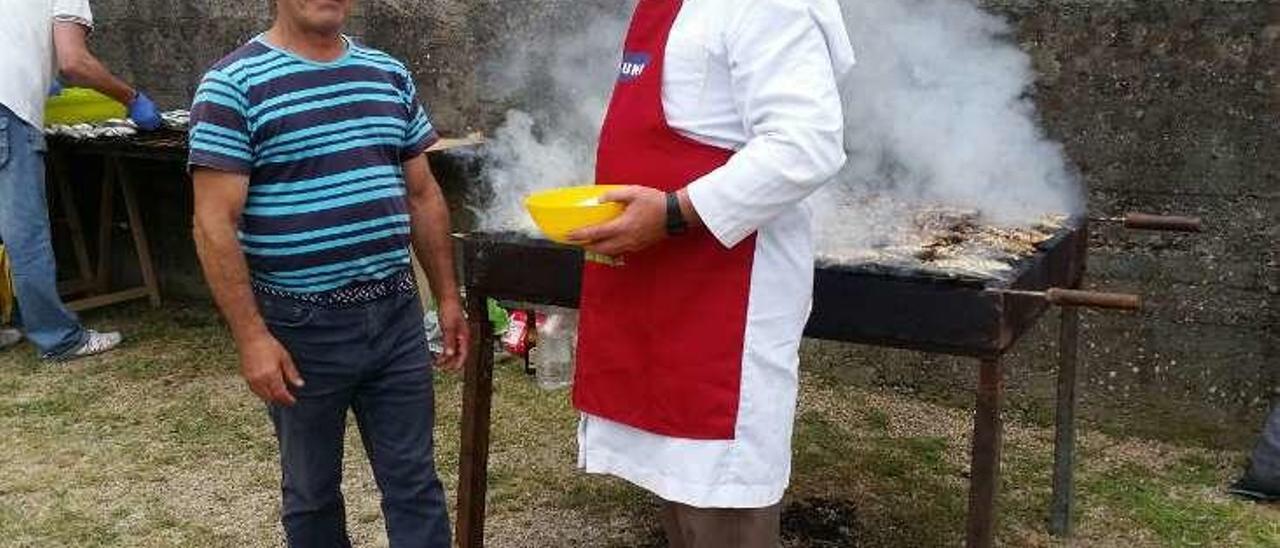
[[618, 52, 651, 83]]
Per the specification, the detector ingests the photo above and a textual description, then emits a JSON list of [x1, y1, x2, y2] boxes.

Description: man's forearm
[[407, 186, 461, 305], [60, 53, 135, 105], [193, 219, 268, 344], [52, 22, 135, 105], [676, 188, 705, 229]]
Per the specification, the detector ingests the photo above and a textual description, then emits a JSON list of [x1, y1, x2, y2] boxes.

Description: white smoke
[[471, 5, 630, 232], [811, 0, 1084, 252], [475, 0, 1084, 244]]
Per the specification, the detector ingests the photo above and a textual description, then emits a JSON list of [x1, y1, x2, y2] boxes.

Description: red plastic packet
[[500, 310, 545, 357]]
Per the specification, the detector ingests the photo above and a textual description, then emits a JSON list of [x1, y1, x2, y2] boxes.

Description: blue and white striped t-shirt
[[188, 35, 437, 296]]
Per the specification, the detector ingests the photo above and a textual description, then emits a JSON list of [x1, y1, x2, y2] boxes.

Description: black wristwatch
[[665, 192, 688, 236]]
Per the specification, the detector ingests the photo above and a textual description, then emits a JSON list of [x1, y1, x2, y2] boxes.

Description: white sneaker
[[53, 330, 123, 361], [0, 328, 21, 350]]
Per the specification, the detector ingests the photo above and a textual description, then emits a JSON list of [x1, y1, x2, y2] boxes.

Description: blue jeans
[[0, 104, 86, 356], [259, 289, 450, 548]]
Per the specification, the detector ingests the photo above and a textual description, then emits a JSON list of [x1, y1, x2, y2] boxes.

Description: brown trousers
[[660, 501, 782, 548]]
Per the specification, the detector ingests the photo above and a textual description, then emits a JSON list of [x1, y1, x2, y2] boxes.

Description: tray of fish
[[816, 207, 1071, 281], [45, 118, 138, 140], [44, 109, 191, 141]]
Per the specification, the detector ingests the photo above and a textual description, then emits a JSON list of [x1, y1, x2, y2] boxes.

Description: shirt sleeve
[[51, 0, 93, 28], [401, 76, 439, 160], [685, 0, 851, 248], [188, 70, 254, 175]]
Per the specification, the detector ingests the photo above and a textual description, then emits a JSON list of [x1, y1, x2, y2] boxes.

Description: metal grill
[[453, 222, 1098, 548]]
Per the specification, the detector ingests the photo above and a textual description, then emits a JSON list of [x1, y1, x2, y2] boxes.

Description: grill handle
[[1121, 213, 1203, 232], [995, 288, 1142, 311], [1046, 288, 1141, 311]]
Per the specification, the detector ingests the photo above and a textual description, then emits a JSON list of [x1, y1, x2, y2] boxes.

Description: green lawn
[[0, 303, 1275, 547]]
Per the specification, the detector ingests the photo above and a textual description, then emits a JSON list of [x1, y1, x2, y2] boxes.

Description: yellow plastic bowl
[[45, 88, 127, 125], [524, 185, 626, 244]]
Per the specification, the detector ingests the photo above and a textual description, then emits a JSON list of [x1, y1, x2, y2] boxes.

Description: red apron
[[573, 0, 757, 440]]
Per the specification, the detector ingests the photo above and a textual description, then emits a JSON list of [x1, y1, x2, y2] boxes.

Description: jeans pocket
[[259, 297, 314, 329], [28, 126, 46, 155]]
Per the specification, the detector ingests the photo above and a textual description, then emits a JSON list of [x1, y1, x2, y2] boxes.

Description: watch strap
[[665, 192, 687, 235]]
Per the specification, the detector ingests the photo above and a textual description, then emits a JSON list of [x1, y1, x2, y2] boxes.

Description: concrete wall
[[84, 0, 617, 134], [80, 0, 1276, 446], [1004, 0, 1276, 446]]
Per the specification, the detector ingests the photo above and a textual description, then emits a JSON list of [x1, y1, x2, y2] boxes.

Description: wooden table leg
[[95, 164, 116, 294], [967, 357, 1005, 548], [116, 159, 161, 307], [457, 290, 495, 548], [49, 154, 94, 291], [1049, 304, 1081, 536]]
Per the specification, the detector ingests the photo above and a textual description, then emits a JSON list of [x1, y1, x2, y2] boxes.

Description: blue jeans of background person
[[0, 104, 86, 356], [259, 288, 450, 548]]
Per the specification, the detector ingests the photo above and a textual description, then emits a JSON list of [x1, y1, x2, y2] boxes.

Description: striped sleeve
[[188, 70, 253, 174], [401, 76, 439, 160]]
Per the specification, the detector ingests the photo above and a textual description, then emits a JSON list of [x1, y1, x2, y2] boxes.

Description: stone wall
[[1003, 0, 1276, 446], [84, 0, 618, 134], [78, 0, 1276, 446]]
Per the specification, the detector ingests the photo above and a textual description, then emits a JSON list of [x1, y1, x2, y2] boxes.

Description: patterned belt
[[253, 269, 416, 308]]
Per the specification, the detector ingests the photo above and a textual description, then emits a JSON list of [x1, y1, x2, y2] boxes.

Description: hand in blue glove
[[128, 91, 162, 131], [48, 79, 64, 97]]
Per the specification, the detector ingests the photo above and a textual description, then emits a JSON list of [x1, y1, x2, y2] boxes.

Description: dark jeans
[[259, 289, 449, 548]]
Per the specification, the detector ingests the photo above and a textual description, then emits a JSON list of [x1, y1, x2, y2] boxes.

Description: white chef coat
[[0, 0, 94, 128], [578, 0, 857, 508]]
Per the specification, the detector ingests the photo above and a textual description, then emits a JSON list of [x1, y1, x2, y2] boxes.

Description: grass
[[0, 301, 1275, 547], [1081, 457, 1279, 547]]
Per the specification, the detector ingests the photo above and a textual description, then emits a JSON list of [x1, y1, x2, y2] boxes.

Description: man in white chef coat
[[568, 0, 856, 544]]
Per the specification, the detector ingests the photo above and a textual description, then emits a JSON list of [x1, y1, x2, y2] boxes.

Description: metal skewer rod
[[1091, 212, 1203, 232], [991, 288, 1142, 311]]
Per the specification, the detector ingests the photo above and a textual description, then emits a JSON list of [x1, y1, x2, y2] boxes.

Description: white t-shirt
[[0, 0, 94, 128]]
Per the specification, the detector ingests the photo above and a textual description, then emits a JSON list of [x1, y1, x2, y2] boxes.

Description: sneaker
[[1227, 475, 1280, 503], [0, 328, 21, 350], [50, 330, 123, 361]]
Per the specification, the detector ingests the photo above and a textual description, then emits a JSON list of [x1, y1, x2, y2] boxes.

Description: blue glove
[[128, 91, 162, 131], [48, 79, 64, 97]]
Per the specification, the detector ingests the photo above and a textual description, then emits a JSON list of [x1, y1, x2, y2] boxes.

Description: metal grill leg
[[458, 290, 495, 548], [967, 357, 1004, 548], [1049, 305, 1080, 536]]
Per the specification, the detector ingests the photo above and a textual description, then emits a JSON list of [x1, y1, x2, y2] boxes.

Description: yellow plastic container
[[524, 185, 626, 244], [44, 88, 127, 125]]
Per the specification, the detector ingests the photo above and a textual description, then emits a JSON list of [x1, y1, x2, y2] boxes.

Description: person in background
[[0, 0, 163, 359], [190, 1, 467, 546], [1229, 402, 1280, 503], [566, 0, 855, 545]]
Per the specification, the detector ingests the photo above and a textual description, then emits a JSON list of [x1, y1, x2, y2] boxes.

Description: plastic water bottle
[[423, 309, 445, 357], [531, 308, 578, 390]]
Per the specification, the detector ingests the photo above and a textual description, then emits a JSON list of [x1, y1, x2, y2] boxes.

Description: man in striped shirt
[[189, 1, 467, 546]]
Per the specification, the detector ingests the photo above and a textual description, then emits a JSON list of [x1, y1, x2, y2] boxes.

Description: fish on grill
[[931, 256, 1014, 278], [815, 200, 1072, 280], [44, 110, 189, 140]]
